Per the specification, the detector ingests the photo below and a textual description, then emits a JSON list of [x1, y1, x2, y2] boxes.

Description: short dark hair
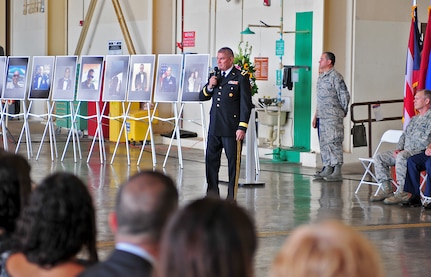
[[157, 197, 257, 277], [323, 51, 336, 66], [13, 172, 98, 266], [116, 170, 178, 243], [218, 47, 234, 58]]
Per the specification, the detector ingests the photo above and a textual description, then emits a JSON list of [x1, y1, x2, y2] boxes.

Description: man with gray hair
[[79, 170, 179, 277], [371, 89, 431, 204]]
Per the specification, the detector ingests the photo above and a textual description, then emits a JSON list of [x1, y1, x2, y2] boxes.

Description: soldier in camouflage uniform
[[371, 89, 431, 204], [312, 52, 350, 182]]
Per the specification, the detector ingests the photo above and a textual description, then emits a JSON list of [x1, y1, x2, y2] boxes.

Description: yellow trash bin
[[126, 109, 157, 144]]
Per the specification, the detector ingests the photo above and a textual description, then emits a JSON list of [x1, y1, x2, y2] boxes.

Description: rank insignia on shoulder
[[241, 70, 248, 76]]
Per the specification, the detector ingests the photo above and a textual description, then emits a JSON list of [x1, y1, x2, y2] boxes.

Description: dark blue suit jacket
[[78, 249, 152, 277]]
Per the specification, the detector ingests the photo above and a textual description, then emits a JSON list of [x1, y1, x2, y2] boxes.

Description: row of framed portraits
[[0, 54, 210, 103]]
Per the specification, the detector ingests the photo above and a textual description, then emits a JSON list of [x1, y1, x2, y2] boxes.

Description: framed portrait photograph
[[2, 56, 30, 100], [102, 55, 130, 102], [181, 54, 209, 102], [127, 54, 155, 102], [0, 57, 6, 99], [52, 56, 78, 101], [154, 54, 183, 103], [29, 56, 55, 100], [76, 56, 104, 101]]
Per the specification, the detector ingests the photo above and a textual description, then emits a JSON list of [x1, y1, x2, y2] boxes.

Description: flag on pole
[[403, 5, 422, 130], [419, 7, 431, 89]]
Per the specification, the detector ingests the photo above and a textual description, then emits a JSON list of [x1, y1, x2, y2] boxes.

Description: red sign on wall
[[254, 57, 269, 80], [183, 31, 195, 47]]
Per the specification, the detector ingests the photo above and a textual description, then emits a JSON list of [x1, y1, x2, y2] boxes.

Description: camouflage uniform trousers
[[374, 150, 419, 192], [318, 117, 344, 166]]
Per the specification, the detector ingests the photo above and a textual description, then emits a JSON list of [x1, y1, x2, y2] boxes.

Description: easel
[[61, 101, 83, 162], [112, 101, 156, 167], [125, 54, 157, 166], [110, 101, 131, 164], [0, 101, 18, 151], [149, 101, 183, 168], [134, 103, 157, 166], [178, 54, 210, 154], [86, 101, 107, 164], [151, 54, 184, 168], [52, 55, 81, 162], [15, 100, 33, 159], [163, 102, 183, 168], [167, 101, 207, 156], [34, 100, 58, 161]]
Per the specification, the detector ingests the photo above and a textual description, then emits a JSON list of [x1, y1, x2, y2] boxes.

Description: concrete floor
[[5, 118, 431, 277]]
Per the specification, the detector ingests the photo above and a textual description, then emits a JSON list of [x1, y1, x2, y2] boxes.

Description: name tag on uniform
[[228, 80, 238, 85]]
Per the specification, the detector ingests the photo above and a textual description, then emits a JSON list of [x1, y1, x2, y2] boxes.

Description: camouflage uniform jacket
[[316, 68, 350, 119]]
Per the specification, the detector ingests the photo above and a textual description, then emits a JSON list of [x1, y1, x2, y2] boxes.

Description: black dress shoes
[[400, 195, 422, 207]]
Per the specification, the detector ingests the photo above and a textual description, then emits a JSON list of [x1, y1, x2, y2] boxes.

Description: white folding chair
[[355, 129, 404, 195], [420, 172, 430, 205]]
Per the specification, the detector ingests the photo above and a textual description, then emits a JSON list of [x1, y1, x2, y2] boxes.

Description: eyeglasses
[[87, 75, 94, 78], [13, 74, 19, 77]]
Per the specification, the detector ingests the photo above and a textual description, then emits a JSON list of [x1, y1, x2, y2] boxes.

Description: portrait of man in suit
[[57, 67, 72, 90], [134, 63, 148, 92], [32, 65, 50, 90]]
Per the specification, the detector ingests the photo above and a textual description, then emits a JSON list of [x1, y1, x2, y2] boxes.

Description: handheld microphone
[[213, 66, 221, 80], [209, 66, 222, 84]]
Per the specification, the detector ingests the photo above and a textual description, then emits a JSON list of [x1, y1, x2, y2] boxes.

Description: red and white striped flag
[[403, 5, 422, 130]]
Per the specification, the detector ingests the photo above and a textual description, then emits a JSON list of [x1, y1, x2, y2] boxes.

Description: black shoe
[[423, 202, 431, 210], [401, 195, 422, 207]]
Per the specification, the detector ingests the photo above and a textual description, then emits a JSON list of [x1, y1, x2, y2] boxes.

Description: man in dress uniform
[[199, 47, 253, 200]]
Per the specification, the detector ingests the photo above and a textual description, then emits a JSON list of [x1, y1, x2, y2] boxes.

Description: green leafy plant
[[234, 41, 258, 96]]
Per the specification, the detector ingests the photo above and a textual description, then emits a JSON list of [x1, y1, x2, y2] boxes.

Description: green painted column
[[285, 12, 313, 163]]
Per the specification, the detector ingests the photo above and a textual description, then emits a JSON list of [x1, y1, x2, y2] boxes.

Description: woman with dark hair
[[0, 153, 32, 275], [0, 153, 32, 238], [5, 172, 98, 277], [155, 197, 257, 277]]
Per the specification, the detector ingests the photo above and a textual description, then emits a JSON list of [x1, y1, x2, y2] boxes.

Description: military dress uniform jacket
[[199, 67, 253, 136]]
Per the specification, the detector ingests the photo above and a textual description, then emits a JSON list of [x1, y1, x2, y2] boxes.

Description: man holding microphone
[[199, 47, 253, 201]]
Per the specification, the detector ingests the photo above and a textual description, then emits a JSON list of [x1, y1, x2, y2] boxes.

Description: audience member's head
[[156, 197, 257, 277], [270, 220, 385, 277], [112, 170, 179, 249], [11, 172, 98, 267], [0, 153, 31, 236]]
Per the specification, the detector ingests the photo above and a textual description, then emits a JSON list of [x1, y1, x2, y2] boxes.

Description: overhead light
[[240, 27, 255, 35]]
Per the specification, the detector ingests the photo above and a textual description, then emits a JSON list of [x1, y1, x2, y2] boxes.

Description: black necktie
[[222, 72, 226, 78]]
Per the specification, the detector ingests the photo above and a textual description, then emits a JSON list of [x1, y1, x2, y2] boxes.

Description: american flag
[[159, 63, 168, 85]]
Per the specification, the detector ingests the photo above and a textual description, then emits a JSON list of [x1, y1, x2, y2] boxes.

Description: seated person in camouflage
[[371, 89, 431, 204]]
